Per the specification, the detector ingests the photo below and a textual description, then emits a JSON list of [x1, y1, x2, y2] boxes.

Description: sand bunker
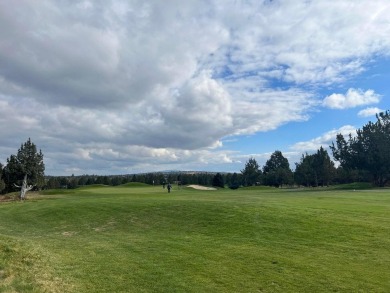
[[187, 185, 217, 191]]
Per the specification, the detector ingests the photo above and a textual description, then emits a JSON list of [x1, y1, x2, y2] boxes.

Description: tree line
[[44, 172, 224, 190], [1, 110, 390, 193], [240, 111, 390, 188], [240, 148, 335, 188]]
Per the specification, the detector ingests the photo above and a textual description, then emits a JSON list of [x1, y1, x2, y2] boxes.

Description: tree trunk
[[15, 174, 34, 200]]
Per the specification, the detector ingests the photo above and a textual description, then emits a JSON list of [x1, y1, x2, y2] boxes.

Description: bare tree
[[14, 174, 34, 200]]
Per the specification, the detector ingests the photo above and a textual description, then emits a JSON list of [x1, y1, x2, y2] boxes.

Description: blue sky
[[0, 1, 389, 175]]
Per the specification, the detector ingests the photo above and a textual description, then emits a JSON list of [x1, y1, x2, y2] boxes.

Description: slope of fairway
[[0, 186, 389, 292]]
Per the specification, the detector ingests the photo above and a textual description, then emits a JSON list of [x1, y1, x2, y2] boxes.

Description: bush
[[229, 183, 240, 190]]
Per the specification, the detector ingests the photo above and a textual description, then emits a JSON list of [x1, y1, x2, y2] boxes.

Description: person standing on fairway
[[167, 183, 172, 193]]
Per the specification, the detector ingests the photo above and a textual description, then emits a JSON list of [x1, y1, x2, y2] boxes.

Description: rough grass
[[0, 185, 389, 292]]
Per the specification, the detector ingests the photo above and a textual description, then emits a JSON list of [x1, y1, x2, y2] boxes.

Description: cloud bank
[[291, 125, 357, 153], [0, 1, 389, 174]]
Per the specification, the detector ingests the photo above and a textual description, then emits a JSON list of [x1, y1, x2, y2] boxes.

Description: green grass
[[330, 182, 374, 190], [0, 185, 389, 292]]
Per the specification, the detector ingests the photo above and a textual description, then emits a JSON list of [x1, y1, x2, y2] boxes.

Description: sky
[[0, 0, 390, 176]]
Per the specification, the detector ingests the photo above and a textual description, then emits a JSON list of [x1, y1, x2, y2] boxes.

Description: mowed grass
[[0, 185, 389, 292]]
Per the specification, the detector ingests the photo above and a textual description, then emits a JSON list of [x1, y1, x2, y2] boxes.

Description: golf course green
[[0, 184, 389, 292]]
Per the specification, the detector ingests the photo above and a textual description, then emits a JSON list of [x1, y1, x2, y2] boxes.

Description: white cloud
[[213, 1, 390, 84], [358, 107, 384, 117], [322, 88, 381, 109], [1, 1, 390, 174], [290, 125, 357, 152]]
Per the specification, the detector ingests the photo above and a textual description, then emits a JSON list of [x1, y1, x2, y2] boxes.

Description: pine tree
[[263, 150, 293, 187], [212, 173, 224, 188], [0, 163, 6, 193], [4, 138, 45, 192], [331, 110, 390, 186], [241, 157, 261, 186]]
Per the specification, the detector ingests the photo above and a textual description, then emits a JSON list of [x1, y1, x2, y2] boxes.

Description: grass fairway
[[0, 185, 389, 292]]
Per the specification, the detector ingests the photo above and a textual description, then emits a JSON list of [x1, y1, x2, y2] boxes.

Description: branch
[[26, 185, 34, 192]]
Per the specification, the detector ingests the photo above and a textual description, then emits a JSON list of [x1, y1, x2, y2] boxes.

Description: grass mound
[[78, 184, 108, 189], [117, 182, 151, 188], [330, 182, 374, 190], [240, 185, 278, 191]]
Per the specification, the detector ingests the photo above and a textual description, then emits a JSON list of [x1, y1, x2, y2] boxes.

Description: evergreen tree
[[46, 177, 61, 189], [330, 111, 390, 186], [312, 147, 336, 186], [294, 147, 336, 187], [263, 150, 293, 187], [3, 138, 45, 191], [294, 153, 316, 187], [241, 157, 261, 186], [0, 163, 5, 193], [68, 174, 78, 189], [228, 172, 241, 189], [212, 173, 224, 188]]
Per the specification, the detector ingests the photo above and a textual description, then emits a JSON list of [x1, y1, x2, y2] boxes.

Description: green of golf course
[[1, 183, 389, 292]]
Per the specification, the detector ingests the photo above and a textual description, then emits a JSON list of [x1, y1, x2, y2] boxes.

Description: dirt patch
[[0, 194, 18, 202], [93, 220, 116, 232], [187, 185, 217, 191], [62, 231, 77, 237]]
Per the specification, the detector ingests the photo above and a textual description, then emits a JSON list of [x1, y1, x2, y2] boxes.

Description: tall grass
[[0, 185, 389, 292]]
